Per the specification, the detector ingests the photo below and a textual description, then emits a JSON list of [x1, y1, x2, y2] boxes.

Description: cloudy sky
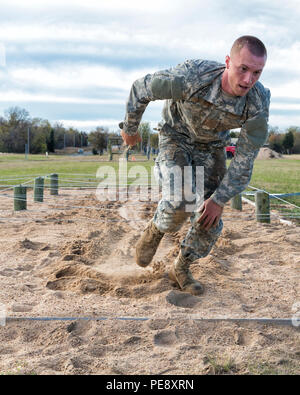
[[1, 0, 300, 132]]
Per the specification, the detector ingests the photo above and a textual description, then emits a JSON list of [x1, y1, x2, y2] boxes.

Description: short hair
[[230, 36, 267, 58]]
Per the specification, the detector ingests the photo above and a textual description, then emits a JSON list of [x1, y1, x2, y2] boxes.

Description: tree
[[51, 122, 66, 150], [291, 130, 300, 154], [138, 122, 152, 152], [285, 126, 300, 154], [0, 106, 90, 154], [88, 127, 108, 154], [4, 106, 30, 126], [3, 106, 31, 153], [282, 130, 294, 154], [46, 129, 55, 152], [229, 130, 240, 138], [268, 125, 280, 134], [268, 130, 283, 153], [30, 118, 51, 154], [80, 132, 88, 147], [150, 132, 159, 149]]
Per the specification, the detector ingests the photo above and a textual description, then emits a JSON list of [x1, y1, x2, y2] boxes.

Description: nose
[[243, 72, 253, 86]]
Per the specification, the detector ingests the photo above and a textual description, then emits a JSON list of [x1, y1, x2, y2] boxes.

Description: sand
[[0, 189, 299, 375], [257, 147, 283, 160]]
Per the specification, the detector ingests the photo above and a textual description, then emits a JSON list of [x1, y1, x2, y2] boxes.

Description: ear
[[225, 55, 230, 69]]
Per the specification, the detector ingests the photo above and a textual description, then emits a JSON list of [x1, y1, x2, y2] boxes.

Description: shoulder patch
[[245, 116, 268, 148], [151, 76, 184, 100]]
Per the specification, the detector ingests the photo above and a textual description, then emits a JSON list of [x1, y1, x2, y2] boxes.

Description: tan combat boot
[[169, 252, 204, 296], [135, 220, 164, 267]]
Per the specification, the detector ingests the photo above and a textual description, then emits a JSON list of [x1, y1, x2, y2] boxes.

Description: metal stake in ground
[[255, 191, 270, 223], [14, 185, 27, 211], [50, 173, 59, 195], [34, 177, 44, 202]]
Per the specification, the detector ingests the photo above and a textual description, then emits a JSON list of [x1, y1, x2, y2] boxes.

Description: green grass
[[225, 158, 300, 196], [247, 360, 300, 375], [0, 153, 155, 188], [203, 355, 238, 375], [251, 159, 300, 194], [1, 154, 298, 186], [0, 154, 299, 219], [0, 361, 37, 375], [240, 158, 300, 220]]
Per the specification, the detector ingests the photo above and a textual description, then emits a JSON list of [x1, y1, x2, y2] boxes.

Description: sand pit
[[257, 147, 283, 159], [0, 189, 299, 375]]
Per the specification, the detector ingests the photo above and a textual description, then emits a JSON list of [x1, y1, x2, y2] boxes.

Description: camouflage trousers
[[153, 124, 227, 263]]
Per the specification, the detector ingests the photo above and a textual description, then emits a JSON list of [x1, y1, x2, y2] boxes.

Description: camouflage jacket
[[121, 59, 271, 206]]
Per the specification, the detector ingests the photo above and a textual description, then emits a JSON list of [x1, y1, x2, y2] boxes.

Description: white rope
[[4, 316, 297, 327], [0, 178, 37, 195], [248, 185, 300, 210], [0, 177, 299, 225]]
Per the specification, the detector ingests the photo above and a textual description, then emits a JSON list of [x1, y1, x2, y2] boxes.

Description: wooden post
[[255, 191, 270, 223], [34, 177, 44, 202], [50, 173, 58, 195], [231, 193, 242, 211], [14, 185, 27, 211]]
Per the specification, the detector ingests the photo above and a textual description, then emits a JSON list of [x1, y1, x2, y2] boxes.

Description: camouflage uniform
[[121, 59, 270, 263]]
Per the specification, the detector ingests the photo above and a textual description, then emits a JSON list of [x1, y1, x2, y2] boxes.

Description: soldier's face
[[224, 46, 266, 96]]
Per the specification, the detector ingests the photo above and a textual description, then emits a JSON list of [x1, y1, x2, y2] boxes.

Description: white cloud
[[0, 23, 131, 44], [269, 114, 300, 128], [56, 117, 161, 132], [57, 118, 121, 131], [268, 42, 300, 71], [271, 103, 300, 111], [8, 64, 155, 91], [5, 0, 178, 13], [269, 80, 300, 99], [1, 0, 300, 129], [0, 91, 124, 105]]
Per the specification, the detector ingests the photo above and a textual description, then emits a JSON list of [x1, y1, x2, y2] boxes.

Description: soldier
[[120, 36, 270, 296]]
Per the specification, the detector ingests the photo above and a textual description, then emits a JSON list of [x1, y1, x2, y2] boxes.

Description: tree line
[[267, 126, 300, 154], [1, 106, 299, 155], [71, 121, 159, 155], [0, 107, 90, 154], [230, 126, 300, 154], [0, 107, 158, 155]]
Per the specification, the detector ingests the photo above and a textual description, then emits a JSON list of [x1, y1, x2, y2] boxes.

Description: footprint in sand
[[0, 346, 16, 355], [166, 290, 201, 309], [0, 268, 15, 277], [11, 303, 34, 312], [88, 344, 107, 358], [46, 264, 111, 295], [18, 238, 49, 251], [123, 336, 142, 346], [154, 330, 178, 346]]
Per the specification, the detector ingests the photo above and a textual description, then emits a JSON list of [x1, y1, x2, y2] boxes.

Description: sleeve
[[210, 89, 271, 207], [120, 63, 189, 136]]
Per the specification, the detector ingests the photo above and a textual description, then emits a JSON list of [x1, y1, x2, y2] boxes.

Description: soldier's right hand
[[121, 130, 141, 147]]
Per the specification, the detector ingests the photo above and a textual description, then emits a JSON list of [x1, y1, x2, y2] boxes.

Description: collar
[[201, 73, 247, 116]]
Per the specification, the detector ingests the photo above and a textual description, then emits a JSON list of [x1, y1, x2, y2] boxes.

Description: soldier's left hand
[[198, 198, 223, 230]]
